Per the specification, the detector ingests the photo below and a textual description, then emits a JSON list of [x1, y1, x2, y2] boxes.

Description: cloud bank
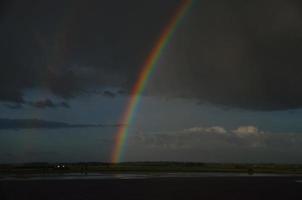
[[148, 0, 302, 110], [0, 118, 120, 129], [1, 0, 302, 110], [126, 125, 302, 163], [0, 0, 178, 103]]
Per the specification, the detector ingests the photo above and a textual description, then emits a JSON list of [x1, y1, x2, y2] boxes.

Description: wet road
[[1, 175, 302, 200]]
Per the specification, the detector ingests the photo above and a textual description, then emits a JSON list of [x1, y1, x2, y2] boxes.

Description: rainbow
[[111, 0, 193, 163]]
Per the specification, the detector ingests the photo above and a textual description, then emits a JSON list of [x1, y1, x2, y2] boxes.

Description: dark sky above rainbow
[[1, 0, 302, 163]]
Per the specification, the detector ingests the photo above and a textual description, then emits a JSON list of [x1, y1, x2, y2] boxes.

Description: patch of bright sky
[[134, 97, 302, 133], [2, 90, 302, 163], [0, 127, 115, 163], [1, 89, 302, 133]]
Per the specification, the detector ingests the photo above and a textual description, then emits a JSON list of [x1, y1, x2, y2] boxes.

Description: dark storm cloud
[[0, 0, 180, 103], [103, 90, 116, 98], [60, 101, 70, 108], [30, 99, 55, 108], [4, 103, 23, 109], [3, 99, 70, 109], [1, 0, 302, 110], [0, 0, 12, 20], [28, 99, 70, 109], [148, 0, 302, 110], [0, 118, 120, 129]]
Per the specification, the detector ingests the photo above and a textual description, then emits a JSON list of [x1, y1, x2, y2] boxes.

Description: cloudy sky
[[1, 0, 302, 163]]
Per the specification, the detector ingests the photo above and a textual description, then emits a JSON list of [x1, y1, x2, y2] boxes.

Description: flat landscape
[[2, 163, 302, 199], [2, 162, 302, 176], [1, 175, 302, 200]]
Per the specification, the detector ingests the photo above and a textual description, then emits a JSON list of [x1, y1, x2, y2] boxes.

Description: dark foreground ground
[[1, 176, 302, 200]]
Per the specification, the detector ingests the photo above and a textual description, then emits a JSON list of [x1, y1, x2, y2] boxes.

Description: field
[[2, 162, 302, 200], [1, 162, 302, 176]]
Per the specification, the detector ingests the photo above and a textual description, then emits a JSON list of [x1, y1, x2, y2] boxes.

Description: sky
[[1, 0, 302, 163]]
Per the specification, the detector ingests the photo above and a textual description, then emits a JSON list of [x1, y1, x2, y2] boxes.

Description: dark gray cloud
[[0, 118, 121, 129], [0, 0, 180, 102], [4, 99, 70, 109], [1, 0, 302, 110], [4, 103, 23, 109], [103, 90, 116, 98], [30, 99, 55, 108], [28, 99, 70, 109], [60, 101, 70, 108], [148, 0, 302, 110]]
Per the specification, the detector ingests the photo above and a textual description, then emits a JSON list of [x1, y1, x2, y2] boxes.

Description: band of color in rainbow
[[111, 0, 193, 163]]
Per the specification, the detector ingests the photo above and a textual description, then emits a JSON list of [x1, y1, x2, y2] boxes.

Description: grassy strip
[[1, 162, 302, 175]]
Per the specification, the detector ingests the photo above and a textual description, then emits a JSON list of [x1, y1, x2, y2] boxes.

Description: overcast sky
[[1, 0, 302, 163]]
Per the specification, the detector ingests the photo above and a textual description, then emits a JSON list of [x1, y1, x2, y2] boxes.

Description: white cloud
[[232, 126, 264, 137]]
